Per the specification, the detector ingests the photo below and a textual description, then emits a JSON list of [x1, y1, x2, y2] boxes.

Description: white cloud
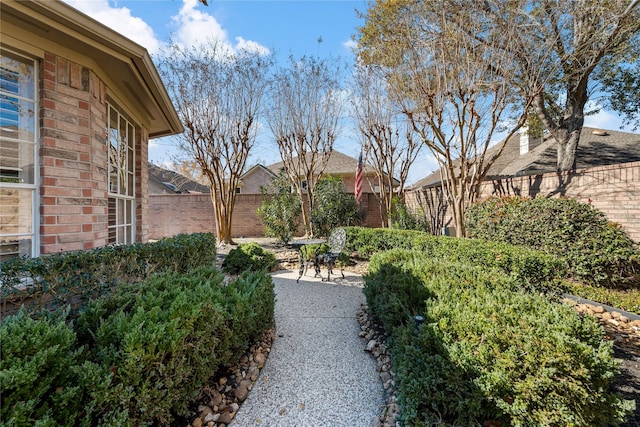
[[62, 0, 161, 54], [172, 0, 229, 48], [62, 0, 270, 58], [171, 0, 270, 57], [235, 37, 271, 56], [343, 38, 358, 52]]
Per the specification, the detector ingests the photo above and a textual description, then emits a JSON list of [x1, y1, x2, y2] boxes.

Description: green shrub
[[310, 176, 361, 237], [222, 242, 278, 275], [2, 266, 275, 426], [390, 196, 431, 232], [366, 250, 634, 426], [464, 196, 640, 287], [0, 309, 88, 426], [76, 266, 274, 425], [257, 172, 302, 244], [347, 227, 566, 295], [0, 233, 217, 314]]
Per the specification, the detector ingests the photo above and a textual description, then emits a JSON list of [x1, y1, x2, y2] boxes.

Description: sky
[[62, 0, 635, 185]]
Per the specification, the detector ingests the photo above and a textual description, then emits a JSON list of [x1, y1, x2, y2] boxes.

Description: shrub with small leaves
[[222, 242, 277, 274], [346, 227, 566, 295], [366, 250, 634, 426], [464, 196, 640, 287], [0, 232, 217, 315], [0, 308, 88, 426], [257, 173, 302, 244]]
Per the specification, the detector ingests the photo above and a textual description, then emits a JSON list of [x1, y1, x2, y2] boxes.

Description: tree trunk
[[451, 197, 466, 237], [299, 188, 313, 237], [555, 127, 581, 171]]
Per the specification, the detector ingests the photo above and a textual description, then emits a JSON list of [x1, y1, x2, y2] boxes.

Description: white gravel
[[230, 270, 385, 427]]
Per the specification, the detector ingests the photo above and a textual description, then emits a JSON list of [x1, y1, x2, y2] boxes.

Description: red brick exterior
[[405, 161, 640, 242], [149, 194, 216, 239], [148, 192, 385, 240], [38, 52, 150, 254]]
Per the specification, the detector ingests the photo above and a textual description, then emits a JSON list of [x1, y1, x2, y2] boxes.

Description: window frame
[[0, 48, 39, 260], [106, 102, 136, 246]]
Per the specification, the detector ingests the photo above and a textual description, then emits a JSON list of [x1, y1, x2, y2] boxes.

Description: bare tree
[[266, 55, 345, 237], [351, 64, 423, 228], [157, 42, 273, 244], [357, 3, 548, 236]]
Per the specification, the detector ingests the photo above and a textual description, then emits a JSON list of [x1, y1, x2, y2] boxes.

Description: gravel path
[[230, 270, 385, 427]]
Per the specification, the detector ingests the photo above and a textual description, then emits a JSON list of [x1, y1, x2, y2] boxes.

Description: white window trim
[[106, 102, 136, 245], [0, 48, 39, 259]]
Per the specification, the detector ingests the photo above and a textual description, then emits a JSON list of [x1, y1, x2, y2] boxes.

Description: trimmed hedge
[[0, 233, 217, 313], [344, 227, 566, 295], [464, 196, 640, 287], [365, 250, 634, 426], [1, 266, 275, 426], [222, 242, 278, 275]]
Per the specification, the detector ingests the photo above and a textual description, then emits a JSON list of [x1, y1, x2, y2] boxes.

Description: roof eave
[[2, 0, 183, 137]]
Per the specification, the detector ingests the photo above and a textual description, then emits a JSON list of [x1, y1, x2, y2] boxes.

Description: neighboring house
[[0, 0, 182, 260], [237, 164, 277, 194], [148, 163, 209, 195], [410, 127, 640, 189], [406, 127, 640, 240], [240, 150, 399, 195]]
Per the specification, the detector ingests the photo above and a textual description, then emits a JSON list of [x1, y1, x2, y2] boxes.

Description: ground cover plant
[[1, 266, 275, 426], [365, 249, 634, 426], [464, 196, 640, 288]]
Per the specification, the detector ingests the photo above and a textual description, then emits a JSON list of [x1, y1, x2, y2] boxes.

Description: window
[[106, 103, 135, 245], [0, 50, 37, 260]]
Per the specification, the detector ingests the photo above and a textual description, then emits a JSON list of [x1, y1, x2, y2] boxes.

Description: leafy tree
[[310, 176, 361, 237], [426, 0, 640, 171], [257, 173, 301, 244], [157, 42, 273, 244], [266, 55, 345, 237]]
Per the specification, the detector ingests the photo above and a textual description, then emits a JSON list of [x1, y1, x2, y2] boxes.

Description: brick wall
[[149, 194, 216, 240], [38, 51, 152, 254], [405, 161, 640, 242], [39, 52, 109, 254], [149, 192, 385, 240], [231, 194, 265, 237]]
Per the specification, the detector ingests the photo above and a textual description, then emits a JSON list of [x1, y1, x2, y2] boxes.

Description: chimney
[[519, 126, 530, 155]]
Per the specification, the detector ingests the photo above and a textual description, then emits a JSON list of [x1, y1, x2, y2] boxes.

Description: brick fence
[[148, 192, 383, 240], [405, 161, 640, 242]]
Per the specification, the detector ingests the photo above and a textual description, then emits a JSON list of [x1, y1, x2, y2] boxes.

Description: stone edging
[[186, 329, 275, 427]]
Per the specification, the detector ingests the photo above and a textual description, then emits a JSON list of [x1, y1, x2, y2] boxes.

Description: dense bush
[[222, 242, 278, 275], [310, 176, 361, 237], [0, 233, 217, 313], [464, 196, 640, 287], [366, 250, 634, 426], [0, 309, 87, 426], [344, 227, 566, 295], [257, 172, 302, 244], [1, 266, 275, 426], [390, 196, 431, 232]]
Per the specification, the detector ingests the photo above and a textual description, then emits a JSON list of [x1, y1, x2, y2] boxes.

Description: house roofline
[[1, 0, 183, 138]]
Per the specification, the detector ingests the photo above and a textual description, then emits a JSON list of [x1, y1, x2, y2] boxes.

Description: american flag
[[355, 151, 363, 204]]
